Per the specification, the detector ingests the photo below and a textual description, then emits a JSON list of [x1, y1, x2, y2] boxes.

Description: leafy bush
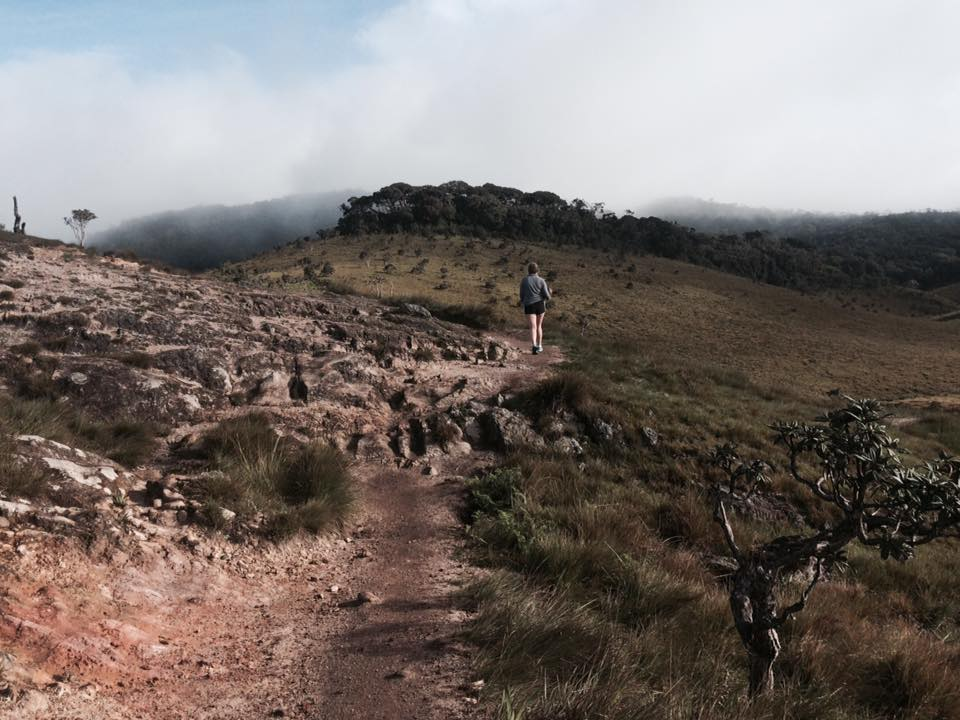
[[465, 467, 524, 521], [412, 346, 436, 362]]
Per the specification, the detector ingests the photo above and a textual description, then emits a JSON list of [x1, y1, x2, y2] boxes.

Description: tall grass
[[0, 393, 159, 467], [460, 339, 960, 718], [0, 433, 47, 499], [188, 413, 353, 537]]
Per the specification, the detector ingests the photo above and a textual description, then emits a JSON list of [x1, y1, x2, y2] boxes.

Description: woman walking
[[520, 262, 551, 354]]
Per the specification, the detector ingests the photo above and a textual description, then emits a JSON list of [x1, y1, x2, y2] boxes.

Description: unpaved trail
[[0, 317, 563, 720], [141, 333, 564, 720]]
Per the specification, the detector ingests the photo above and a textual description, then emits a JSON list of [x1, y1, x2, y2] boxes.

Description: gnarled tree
[[64, 208, 97, 247], [711, 396, 960, 696]]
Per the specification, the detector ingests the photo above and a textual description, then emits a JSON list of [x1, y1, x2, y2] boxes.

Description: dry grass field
[[225, 232, 960, 719], [228, 232, 960, 401]]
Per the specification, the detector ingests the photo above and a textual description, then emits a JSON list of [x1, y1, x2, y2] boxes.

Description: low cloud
[[2, 0, 959, 239]]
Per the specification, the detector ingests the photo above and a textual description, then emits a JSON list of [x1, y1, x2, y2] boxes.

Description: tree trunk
[[746, 627, 780, 695], [730, 559, 782, 697]]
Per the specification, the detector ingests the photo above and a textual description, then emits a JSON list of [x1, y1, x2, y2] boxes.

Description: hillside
[[226, 231, 960, 399], [0, 229, 529, 718], [221, 226, 960, 718], [89, 191, 357, 270], [6, 225, 960, 718]]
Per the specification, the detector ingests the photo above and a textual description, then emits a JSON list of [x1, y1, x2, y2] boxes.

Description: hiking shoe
[[532, 345, 540, 355], [536, 345, 544, 353]]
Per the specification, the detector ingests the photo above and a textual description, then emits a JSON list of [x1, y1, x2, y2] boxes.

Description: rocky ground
[[0, 237, 566, 719]]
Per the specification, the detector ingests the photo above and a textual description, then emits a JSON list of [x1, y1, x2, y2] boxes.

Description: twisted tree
[[711, 396, 960, 696]]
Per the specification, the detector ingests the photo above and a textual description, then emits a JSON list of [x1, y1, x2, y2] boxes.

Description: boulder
[[445, 440, 473, 457], [642, 426, 660, 447], [479, 408, 545, 452], [355, 433, 393, 463], [398, 303, 432, 319], [589, 417, 622, 444], [211, 366, 233, 393], [250, 370, 292, 405], [554, 437, 584, 457]]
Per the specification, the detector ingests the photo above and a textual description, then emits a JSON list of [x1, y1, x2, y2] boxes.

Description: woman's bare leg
[[536, 313, 545, 348], [528, 313, 538, 348]]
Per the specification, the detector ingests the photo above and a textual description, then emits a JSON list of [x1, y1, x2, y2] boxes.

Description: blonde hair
[[528, 262, 539, 274]]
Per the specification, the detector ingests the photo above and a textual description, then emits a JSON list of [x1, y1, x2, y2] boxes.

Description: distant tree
[[711, 396, 960, 696], [64, 209, 97, 247]]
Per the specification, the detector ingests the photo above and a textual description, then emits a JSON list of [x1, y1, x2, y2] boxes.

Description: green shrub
[[465, 467, 524, 521], [0, 393, 159, 468], [87, 420, 158, 467], [198, 412, 278, 463]]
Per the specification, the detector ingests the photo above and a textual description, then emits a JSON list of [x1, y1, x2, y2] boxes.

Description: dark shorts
[[524, 301, 546, 315]]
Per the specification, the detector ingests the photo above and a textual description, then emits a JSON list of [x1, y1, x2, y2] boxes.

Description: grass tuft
[[187, 413, 353, 537]]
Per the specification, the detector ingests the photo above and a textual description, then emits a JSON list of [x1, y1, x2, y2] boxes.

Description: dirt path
[[1, 329, 561, 720]]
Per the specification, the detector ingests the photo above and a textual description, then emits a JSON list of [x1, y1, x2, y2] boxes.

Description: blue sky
[[0, 1, 397, 76], [1, 0, 959, 239]]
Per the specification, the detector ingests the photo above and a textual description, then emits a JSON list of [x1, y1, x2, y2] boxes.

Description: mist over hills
[[638, 196, 960, 240], [89, 190, 357, 270], [337, 182, 960, 291], [88, 180, 960, 293], [636, 197, 843, 236]]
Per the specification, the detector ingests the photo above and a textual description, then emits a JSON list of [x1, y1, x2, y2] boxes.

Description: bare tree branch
[[714, 496, 741, 561]]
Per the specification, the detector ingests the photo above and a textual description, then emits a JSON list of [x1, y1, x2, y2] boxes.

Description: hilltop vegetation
[[338, 182, 960, 291], [90, 190, 355, 270]]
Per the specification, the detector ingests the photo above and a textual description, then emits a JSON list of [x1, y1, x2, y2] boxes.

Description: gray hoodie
[[519, 273, 551, 307]]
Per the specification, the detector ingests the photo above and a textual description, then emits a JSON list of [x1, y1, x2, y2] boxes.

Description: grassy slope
[[225, 233, 960, 399], [225, 233, 960, 719]]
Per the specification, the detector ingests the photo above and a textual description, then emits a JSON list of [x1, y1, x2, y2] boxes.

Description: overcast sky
[[2, 0, 959, 239]]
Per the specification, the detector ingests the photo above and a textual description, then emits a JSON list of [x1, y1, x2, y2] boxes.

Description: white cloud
[[2, 0, 959, 239]]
